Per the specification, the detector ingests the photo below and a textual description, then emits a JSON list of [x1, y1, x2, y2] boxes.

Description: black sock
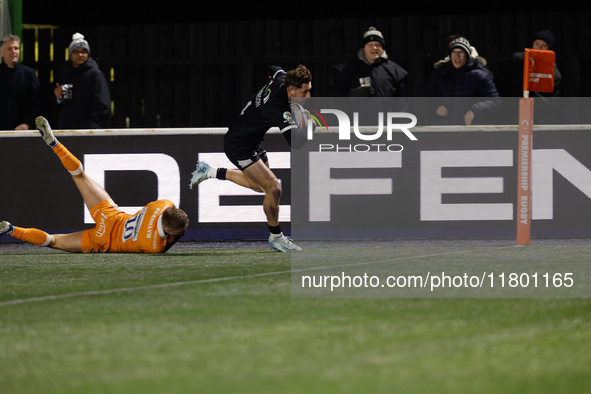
[[216, 168, 227, 180], [269, 225, 282, 235]]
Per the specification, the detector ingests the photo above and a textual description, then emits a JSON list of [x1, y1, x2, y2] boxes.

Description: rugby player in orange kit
[[0, 117, 189, 253]]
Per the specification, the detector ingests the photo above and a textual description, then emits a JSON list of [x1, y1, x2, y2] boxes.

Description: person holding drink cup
[[54, 33, 110, 129], [330, 26, 408, 99]]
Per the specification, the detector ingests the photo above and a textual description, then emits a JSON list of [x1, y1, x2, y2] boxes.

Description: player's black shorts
[[223, 134, 269, 171]]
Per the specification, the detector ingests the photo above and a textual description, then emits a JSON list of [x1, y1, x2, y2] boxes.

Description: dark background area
[[17, 3, 591, 129], [22, 2, 591, 26], [20, 3, 541, 25]]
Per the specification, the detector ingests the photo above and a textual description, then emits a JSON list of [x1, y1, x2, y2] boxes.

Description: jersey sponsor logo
[[96, 213, 108, 238], [283, 111, 295, 126]]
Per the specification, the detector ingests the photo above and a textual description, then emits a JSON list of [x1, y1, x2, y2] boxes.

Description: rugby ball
[[289, 102, 308, 130]]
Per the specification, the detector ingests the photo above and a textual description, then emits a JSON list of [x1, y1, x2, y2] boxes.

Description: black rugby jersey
[[225, 72, 298, 150]]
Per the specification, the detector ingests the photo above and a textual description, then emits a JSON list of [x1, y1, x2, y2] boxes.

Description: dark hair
[[533, 29, 555, 48], [285, 64, 312, 89]]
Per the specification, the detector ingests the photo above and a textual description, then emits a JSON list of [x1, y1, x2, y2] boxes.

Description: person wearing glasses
[[423, 37, 500, 125]]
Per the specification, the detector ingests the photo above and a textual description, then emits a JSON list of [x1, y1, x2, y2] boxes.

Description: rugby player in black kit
[[190, 65, 312, 252]]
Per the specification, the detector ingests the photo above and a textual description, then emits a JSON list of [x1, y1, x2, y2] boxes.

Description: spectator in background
[[432, 34, 493, 80], [330, 26, 407, 99], [0, 34, 40, 130], [500, 29, 562, 98], [54, 33, 110, 129], [423, 37, 500, 125]]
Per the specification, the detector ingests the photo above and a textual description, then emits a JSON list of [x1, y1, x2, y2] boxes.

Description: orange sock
[[52, 142, 83, 175], [11, 226, 52, 247]]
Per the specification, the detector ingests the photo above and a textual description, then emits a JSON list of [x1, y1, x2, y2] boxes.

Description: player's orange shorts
[[81, 199, 129, 253]]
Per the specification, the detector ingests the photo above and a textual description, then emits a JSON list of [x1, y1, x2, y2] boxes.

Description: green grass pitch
[[1, 240, 590, 393]]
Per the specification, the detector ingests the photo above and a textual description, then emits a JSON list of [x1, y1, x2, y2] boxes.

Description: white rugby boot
[[268, 234, 302, 252], [0, 221, 14, 236], [189, 161, 212, 189], [35, 116, 58, 147]]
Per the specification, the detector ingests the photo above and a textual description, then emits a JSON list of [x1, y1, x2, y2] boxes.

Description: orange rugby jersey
[[110, 199, 175, 253]]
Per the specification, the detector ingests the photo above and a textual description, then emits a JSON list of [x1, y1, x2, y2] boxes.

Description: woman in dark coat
[[424, 37, 500, 125]]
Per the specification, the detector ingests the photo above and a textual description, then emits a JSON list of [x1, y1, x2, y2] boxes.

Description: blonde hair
[[1, 34, 20, 48], [162, 207, 188, 231]]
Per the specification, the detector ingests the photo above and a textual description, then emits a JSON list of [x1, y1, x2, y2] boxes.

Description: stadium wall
[[1, 126, 590, 242]]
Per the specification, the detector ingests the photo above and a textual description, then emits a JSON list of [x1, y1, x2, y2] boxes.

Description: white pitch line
[[0, 270, 293, 306], [0, 246, 517, 306]]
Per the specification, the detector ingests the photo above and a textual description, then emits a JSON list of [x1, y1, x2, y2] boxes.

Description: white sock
[[206, 166, 218, 179], [269, 232, 283, 240]]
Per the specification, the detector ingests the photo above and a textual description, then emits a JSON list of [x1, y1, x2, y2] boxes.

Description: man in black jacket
[[330, 26, 408, 99], [330, 27, 408, 122], [54, 33, 110, 129], [0, 34, 40, 130]]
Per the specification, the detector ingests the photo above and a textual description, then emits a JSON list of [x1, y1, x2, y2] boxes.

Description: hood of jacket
[[68, 57, 100, 73]]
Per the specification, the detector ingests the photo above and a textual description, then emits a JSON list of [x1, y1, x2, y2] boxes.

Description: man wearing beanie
[[54, 33, 110, 129], [533, 30, 555, 50], [431, 34, 492, 79], [423, 36, 500, 125], [500, 29, 562, 98], [330, 26, 407, 103]]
